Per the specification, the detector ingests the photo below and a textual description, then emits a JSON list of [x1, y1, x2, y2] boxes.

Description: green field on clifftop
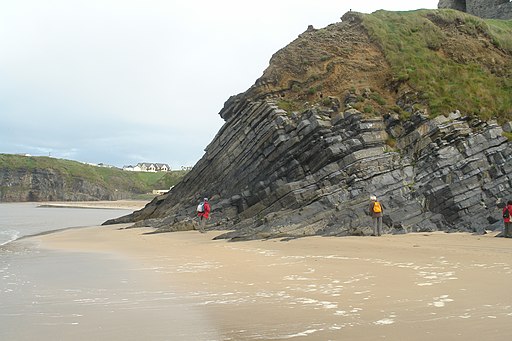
[[0, 154, 187, 199]]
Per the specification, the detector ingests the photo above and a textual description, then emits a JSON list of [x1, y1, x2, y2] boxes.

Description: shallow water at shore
[[0, 242, 218, 341], [0, 203, 219, 340], [0, 202, 132, 245]]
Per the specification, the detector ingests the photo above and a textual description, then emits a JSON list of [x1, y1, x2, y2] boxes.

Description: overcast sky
[[0, 0, 438, 168]]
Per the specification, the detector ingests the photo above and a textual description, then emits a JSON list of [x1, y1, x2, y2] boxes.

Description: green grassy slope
[[362, 9, 512, 120], [0, 154, 187, 199]]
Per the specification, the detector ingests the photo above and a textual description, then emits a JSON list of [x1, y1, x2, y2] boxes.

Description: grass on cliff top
[[361, 9, 512, 121], [0, 154, 187, 196]]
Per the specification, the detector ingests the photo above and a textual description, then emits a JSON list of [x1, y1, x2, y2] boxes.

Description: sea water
[[0, 202, 130, 245], [0, 203, 218, 340]]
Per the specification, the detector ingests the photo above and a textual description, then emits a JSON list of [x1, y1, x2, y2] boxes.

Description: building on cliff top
[[438, 0, 512, 19], [123, 162, 171, 172]]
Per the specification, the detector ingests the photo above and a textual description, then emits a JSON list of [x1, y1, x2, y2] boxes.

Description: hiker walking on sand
[[196, 198, 211, 233], [369, 195, 384, 236], [502, 200, 512, 238]]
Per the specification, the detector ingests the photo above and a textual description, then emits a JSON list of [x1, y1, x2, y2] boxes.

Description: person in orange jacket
[[369, 195, 384, 236], [197, 198, 211, 233]]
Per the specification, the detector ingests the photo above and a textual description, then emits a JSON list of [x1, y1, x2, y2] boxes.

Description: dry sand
[[31, 226, 512, 340]]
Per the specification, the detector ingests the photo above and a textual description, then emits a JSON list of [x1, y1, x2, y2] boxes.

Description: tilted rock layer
[[106, 10, 512, 240]]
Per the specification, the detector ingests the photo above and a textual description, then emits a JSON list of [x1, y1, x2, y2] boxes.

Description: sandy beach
[[24, 224, 512, 340], [37, 200, 149, 210]]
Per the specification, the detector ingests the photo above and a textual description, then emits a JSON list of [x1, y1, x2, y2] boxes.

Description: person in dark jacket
[[503, 200, 512, 238], [369, 195, 383, 236], [197, 198, 211, 233]]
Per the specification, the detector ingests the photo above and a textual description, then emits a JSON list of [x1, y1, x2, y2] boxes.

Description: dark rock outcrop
[[104, 10, 512, 240], [438, 0, 512, 19], [105, 100, 512, 239]]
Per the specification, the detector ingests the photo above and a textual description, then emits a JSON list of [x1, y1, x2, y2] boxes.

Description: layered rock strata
[[106, 98, 511, 240], [104, 9, 512, 239]]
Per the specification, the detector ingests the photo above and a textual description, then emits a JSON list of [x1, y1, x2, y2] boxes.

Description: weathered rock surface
[[104, 10, 512, 240], [105, 100, 512, 239], [438, 0, 512, 19]]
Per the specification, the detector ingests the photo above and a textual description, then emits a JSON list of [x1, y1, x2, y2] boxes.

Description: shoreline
[[0, 201, 143, 247], [4, 226, 218, 341], [36, 199, 149, 210], [24, 225, 512, 340]]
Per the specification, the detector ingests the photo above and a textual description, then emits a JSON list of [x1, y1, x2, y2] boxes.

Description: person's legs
[[201, 216, 208, 233], [373, 217, 378, 236], [197, 216, 205, 233], [377, 216, 382, 236], [505, 222, 511, 238]]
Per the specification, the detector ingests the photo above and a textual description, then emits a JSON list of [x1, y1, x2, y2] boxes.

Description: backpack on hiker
[[504, 208, 510, 219], [197, 202, 204, 213], [373, 201, 382, 213]]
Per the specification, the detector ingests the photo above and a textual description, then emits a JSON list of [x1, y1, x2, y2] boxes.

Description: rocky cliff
[[0, 154, 186, 202], [0, 167, 122, 201], [105, 10, 512, 240]]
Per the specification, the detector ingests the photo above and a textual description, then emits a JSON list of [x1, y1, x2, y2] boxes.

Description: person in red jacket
[[197, 198, 211, 233], [503, 200, 512, 238]]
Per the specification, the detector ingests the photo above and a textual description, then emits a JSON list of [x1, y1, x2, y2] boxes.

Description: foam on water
[[0, 229, 20, 246], [429, 295, 454, 308], [277, 329, 320, 339], [374, 318, 395, 325]]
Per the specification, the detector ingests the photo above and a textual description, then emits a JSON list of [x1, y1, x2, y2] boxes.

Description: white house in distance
[[123, 162, 171, 172], [122, 164, 141, 172]]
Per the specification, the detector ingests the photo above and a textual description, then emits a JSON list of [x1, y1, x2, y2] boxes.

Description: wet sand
[[1, 242, 218, 341], [29, 227, 512, 340], [37, 200, 149, 210]]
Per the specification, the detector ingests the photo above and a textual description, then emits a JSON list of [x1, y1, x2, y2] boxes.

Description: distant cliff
[[0, 154, 186, 202], [0, 167, 117, 201], [105, 10, 512, 240]]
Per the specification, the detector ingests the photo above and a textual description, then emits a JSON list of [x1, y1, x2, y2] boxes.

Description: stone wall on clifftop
[[438, 0, 512, 19]]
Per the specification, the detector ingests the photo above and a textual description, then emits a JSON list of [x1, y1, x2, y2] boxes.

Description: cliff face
[[105, 10, 512, 240], [0, 168, 119, 201], [110, 101, 511, 239], [0, 154, 188, 202]]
